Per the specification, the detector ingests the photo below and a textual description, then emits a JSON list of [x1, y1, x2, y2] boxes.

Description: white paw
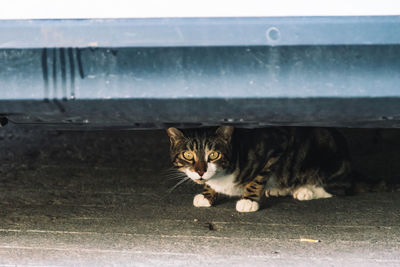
[[266, 188, 290, 197], [193, 194, 211, 207], [236, 199, 260, 212], [293, 186, 333, 201], [312, 186, 333, 199], [293, 186, 314, 200]]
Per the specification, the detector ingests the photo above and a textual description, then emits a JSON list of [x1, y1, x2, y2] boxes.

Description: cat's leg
[[236, 175, 266, 212], [292, 185, 332, 201], [193, 184, 217, 207]]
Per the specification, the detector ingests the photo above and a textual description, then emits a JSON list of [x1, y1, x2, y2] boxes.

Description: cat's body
[[167, 126, 351, 212]]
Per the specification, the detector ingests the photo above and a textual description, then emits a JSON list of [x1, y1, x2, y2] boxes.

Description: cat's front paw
[[193, 194, 212, 207], [266, 187, 290, 197], [236, 199, 259, 212], [293, 186, 314, 200], [293, 185, 333, 201]]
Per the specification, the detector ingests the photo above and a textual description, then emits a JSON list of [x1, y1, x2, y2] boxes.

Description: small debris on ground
[[207, 222, 215, 231], [300, 238, 321, 243]]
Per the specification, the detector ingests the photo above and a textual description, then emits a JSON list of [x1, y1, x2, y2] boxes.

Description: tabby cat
[[167, 126, 351, 212]]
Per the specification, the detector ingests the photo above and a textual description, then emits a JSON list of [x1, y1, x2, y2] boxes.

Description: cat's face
[[167, 126, 234, 184]]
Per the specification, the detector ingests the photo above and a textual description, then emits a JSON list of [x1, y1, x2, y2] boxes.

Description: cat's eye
[[208, 151, 221, 161], [182, 151, 194, 160]]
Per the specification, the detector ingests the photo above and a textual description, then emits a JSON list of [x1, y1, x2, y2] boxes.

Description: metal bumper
[[1, 17, 400, 128]]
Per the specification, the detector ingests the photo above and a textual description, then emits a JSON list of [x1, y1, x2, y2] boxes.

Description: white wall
[[1, 0, 400, 20]]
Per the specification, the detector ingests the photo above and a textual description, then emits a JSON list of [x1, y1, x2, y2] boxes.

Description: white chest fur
[[205, 171, 242, 197]]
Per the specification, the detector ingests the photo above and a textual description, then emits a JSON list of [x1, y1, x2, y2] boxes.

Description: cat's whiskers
[[161, 168, 187, 180], [166, 175, 187, 181], [167, 176, 191, 193]]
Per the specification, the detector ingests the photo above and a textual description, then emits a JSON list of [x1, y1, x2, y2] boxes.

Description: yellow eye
[[208, 151, 220, 161], [182, 151, 194, 160]]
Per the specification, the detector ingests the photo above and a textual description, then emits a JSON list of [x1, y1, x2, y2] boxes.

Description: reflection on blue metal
[[0, 16, 400, 48], [0, 46, 400, 100]]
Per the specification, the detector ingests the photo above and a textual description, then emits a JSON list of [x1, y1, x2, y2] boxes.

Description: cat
[[167, 126, 351, 212]]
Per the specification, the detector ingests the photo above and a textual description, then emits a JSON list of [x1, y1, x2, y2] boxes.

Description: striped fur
[[167, 126, 351, 212]]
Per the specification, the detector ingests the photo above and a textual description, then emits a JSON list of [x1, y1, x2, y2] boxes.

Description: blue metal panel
[[0, 16, 400, 48], [1, 46, 400, 100]]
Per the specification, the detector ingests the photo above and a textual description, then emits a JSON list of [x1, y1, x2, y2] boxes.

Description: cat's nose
[[197, 170, 205, 177]]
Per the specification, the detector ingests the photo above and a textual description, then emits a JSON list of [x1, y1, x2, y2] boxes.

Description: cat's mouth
[[194, 178, 206, 184]]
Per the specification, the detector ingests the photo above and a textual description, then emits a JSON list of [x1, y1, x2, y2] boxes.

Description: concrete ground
[[0, 125, 399, 266]]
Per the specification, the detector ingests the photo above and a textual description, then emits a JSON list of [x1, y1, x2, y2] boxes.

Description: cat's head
[[167, 126, 234, 184]]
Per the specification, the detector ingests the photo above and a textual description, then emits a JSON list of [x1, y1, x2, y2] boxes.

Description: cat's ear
[[216, 126, 234, 142], [166, 127, 185, 144]]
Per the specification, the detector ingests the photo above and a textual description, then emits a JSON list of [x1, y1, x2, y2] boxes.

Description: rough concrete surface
[[0, 125, 399, 266]]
